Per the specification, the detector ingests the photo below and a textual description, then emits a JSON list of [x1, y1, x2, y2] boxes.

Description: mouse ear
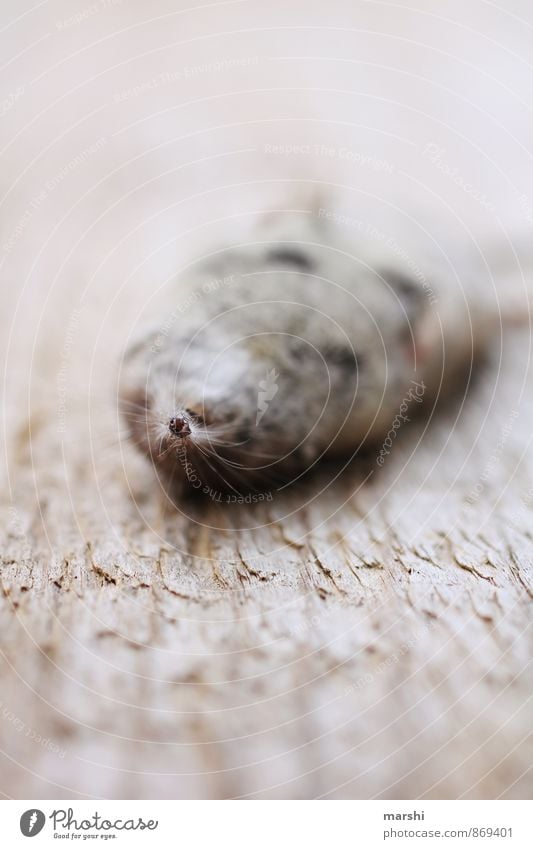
[[378, 268, 426, 318], [376, 267, 434, 367]]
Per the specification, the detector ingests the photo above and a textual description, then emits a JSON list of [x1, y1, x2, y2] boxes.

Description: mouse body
[[120, 210, 493, 496]]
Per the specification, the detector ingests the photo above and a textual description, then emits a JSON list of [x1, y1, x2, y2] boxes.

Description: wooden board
[[1, 330, 531, 799], [1, 0, 532, 801]]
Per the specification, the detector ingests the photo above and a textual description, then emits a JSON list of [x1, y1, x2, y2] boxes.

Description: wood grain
[[1, 331, 531, 799], [1, 0, 532, 802]]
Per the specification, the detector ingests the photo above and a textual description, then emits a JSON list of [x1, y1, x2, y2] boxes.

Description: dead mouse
[[119, 205, 516, 497]]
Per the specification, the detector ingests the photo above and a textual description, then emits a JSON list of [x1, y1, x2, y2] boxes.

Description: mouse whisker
[[190, 446, 243, 494]]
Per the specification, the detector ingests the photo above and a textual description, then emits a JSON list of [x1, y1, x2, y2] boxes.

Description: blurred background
[[1, 0, 533, 429], [0, 0, 532, 800]]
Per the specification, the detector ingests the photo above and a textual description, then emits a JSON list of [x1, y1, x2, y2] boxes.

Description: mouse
[[119, 205, 509, 498]]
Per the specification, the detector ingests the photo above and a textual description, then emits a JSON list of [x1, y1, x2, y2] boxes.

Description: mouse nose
[[168, 415, 191, 438]]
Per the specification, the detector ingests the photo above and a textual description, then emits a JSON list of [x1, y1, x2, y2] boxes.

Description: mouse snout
[[168, 415, 191, 438]]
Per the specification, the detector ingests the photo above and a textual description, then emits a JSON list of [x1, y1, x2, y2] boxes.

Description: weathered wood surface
[[1, 0, 532, 800], [1, 328, 532, 799]]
